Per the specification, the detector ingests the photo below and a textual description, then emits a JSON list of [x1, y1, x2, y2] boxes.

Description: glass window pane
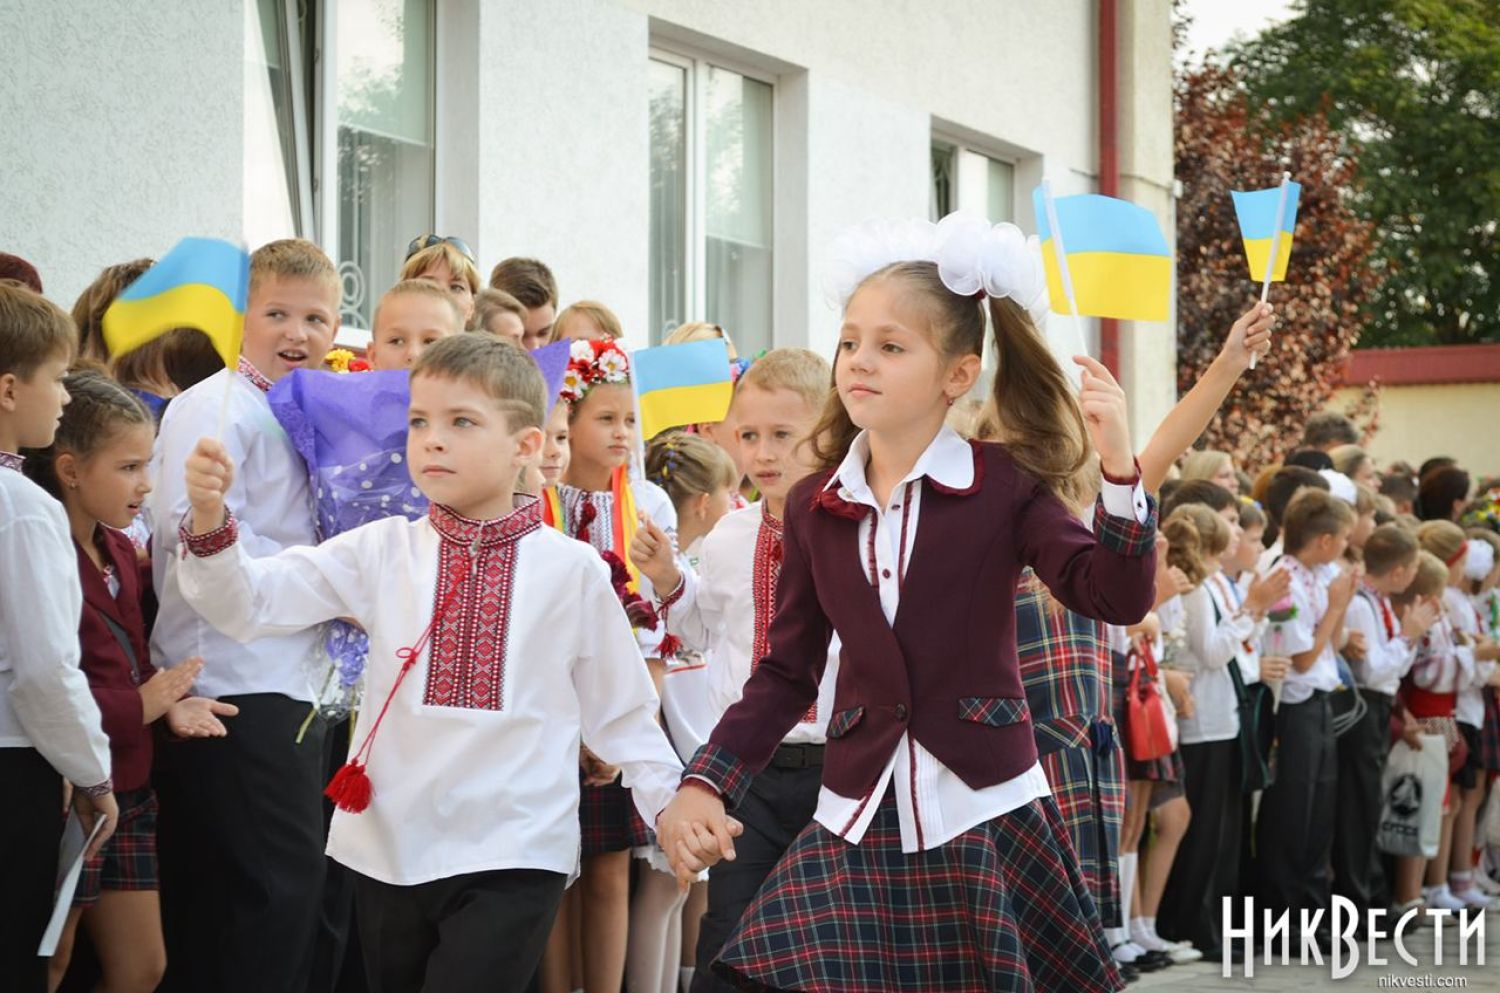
[[704, 67, 773, 354], [335, 0, 434, 335], [986, 157, 1015, 223], [649, 59, 688, 344], [243, 0, 299, 246], [931, 144, 954, 221]]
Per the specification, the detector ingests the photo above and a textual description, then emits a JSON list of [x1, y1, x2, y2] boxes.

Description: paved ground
[[1134, 910, 1498, 991]]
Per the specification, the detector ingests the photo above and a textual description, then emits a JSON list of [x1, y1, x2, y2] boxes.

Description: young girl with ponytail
[[658, 214, 1158, 992]]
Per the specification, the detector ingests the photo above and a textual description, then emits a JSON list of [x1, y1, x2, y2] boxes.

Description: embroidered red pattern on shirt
[[752, 506, 816, 723], [237, 356, 274, 393], [422, 499, 541, 710]]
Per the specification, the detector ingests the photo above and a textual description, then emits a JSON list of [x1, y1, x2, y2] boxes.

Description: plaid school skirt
[[712, 792, 1123, 993], [579, 775, 649, 856], [75, 787, 158, 906]]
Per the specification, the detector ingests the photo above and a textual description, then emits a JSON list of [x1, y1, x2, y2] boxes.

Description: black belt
[[770, 743, 824, 769]]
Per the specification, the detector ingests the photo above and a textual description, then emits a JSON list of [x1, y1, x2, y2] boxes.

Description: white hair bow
[[822, 211, 1049, 322]]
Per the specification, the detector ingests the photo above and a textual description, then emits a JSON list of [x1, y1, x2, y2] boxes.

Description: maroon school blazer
[[75, 527, 156, 792], [684, 441, 1158, 808]]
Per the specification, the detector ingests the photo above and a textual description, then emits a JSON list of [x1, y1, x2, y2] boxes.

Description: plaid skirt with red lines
[[579, 776, 649, 856], [712, 792, 1123, 993]]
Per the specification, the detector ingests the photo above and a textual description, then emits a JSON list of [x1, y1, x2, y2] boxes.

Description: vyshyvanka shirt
[[178, 497, 683, 885]]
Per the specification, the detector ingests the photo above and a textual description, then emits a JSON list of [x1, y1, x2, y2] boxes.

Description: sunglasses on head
[[405, 234, 476, 264]]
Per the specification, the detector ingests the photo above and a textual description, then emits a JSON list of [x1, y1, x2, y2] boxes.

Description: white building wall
[[0, 0, 1178, 433], [0, 1, 245, 310]]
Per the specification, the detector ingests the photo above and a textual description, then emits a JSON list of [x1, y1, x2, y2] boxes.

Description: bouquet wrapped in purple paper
[[269, 369, 427, 718]]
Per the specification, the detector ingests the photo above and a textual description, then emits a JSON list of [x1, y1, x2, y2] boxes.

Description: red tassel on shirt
[[325, 760, 374, 813]]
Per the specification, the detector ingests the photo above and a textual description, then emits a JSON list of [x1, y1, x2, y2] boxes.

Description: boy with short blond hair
[[631, 346, 835, 993], [0, 284, 115, 992], [177, 334, 681, 990], [149, 237, 342, 991], [1256, 488, 1360, 933], [366, 279, 464, 371]]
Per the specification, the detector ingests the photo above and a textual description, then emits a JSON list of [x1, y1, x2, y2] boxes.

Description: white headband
[[1466, 540, 1494, 582], [822, 211, 1049, 322]]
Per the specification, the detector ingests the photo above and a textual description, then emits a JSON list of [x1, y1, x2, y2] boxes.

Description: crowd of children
[[2, 218, 1499, 993]]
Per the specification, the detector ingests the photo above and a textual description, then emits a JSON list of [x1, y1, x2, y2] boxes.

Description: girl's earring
[[945, 395, 955, 407]]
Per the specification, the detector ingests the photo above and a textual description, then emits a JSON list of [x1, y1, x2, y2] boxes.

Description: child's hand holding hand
[[1072, 355, 1134, 480], [658, 783, 744, 890], [630, 514, 682, 597], [139, 657, 203, 723], [1221, 303, 1274, 372], [166, 697, 239, 738], [185, 438, 236, 535], [1344, 629, 1368, 662], [1328, 565, 1362, 611]]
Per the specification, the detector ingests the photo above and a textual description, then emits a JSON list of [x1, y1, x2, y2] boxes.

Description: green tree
[[1229, 0, 1500, 347]]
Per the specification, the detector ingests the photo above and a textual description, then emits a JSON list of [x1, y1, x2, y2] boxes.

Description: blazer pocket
[[958, 696, 1030, 727], [826, 705, 866, 739]]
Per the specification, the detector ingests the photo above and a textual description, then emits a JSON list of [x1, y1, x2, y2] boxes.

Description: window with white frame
[[244, 0, 436, 339], [930, 140, 1015, 225], [649, 52, 774, 351]]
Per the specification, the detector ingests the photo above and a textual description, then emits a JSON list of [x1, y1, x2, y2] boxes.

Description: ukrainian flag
[[1231, 181, 1302, 282], [1032, 188, 1173, 322], [102, 237, 249, 367], [633, 337, 734, 441]]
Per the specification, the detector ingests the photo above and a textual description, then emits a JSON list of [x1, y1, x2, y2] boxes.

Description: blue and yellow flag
[[1032, 189, 1172, 322], [632, 337, 734, 441], [1230, 181, 1302, 282], [102, 237, 249, 367]]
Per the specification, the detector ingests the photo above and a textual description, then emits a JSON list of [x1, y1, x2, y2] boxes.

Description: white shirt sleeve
[[1183, 583, 1253, 673], [153, 387, 295, 559], [1100, 479, 1151, 525], [0, 510, 111, 788], [177, 521, 373, 642], [1345, 597, 1413, 690], [573, 555, 684, 826]]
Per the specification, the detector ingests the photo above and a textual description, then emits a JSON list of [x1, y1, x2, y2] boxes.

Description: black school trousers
[[1, 748, 64, 993], [1255, 691, 1337, 920], [1158, 736, 1243, 951], [1332, 690, 1394, 915], [155, 693, 330, 993], [693, 750, 823, 993], [354, 867, 566, 993]]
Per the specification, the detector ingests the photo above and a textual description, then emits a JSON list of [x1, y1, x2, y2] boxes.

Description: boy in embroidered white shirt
[[147, 238, 342, 991], [0, 284, 115, 992], [631, 347, 839, 993], [178, 334, 683, 991], [1255, 488, 1359, 935], [1335, 524, 1436, 918]]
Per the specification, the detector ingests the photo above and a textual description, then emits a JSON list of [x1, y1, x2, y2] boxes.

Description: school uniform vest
[[709, 442, 1158, 805]]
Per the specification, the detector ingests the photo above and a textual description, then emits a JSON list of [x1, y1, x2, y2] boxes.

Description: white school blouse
[[811, 427, 1148, 852], [150, 366, 323, 701], [1345, 586, 1415, 697], [1176, 576, 1261, 744], [662, 502, 839, 746], [0, 459, 111, 789], [178, 500, 683, 885], [1445, 586, 1494, 728]]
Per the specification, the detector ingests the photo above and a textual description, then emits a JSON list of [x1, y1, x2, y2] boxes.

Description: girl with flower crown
[[657, 213, 1160, 992], [551, 336, 681, 993]]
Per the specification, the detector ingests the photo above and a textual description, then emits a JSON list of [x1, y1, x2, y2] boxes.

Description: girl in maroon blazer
[[26, 372, 236, 993], [657, 216, 1159, 992]]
